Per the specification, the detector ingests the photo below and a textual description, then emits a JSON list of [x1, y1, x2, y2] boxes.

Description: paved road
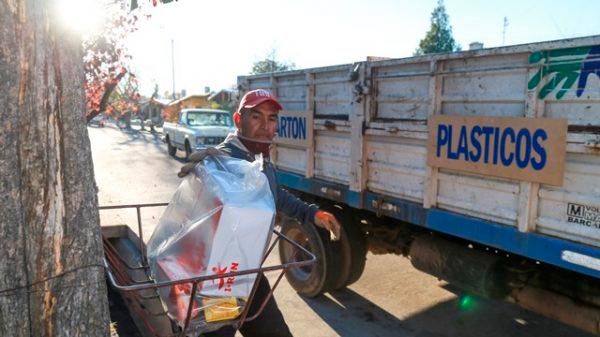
[[89, 125, 592, 337]]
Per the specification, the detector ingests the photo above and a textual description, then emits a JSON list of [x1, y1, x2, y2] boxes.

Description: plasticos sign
[[427, 115, 567, 186]]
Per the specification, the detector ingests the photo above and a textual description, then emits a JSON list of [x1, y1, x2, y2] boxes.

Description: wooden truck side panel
[[238, 35, 600, 278]]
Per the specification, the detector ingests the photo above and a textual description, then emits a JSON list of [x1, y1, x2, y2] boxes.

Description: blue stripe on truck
[[276, 169, 600, 279], [426, 209, 600, 279], [363, 193, 428, 226], [276, 171, 362, 208]]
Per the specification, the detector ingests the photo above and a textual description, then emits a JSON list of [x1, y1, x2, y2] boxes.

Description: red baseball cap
[[237, 89, 283, 112]]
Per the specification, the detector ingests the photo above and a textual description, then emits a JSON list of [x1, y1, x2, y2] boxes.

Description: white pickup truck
[[163, 108, 235, 159]]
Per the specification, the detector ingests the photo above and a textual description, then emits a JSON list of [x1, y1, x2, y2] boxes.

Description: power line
[[0, 264, 105, 296], [502, 16, 509, 46]]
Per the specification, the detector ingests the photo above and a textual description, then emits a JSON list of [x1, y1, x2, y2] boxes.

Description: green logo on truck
[[528, 45, 600, 100]]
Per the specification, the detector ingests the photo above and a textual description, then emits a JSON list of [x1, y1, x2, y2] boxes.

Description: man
[[178, 89, 341, 337]]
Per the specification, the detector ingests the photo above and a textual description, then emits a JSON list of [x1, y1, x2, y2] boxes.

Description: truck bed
[[238, 35, 600, 279]]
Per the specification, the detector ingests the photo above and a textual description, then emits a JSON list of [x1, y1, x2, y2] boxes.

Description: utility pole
[[502, 16, 509, 46], [171, 38, 176, 99]]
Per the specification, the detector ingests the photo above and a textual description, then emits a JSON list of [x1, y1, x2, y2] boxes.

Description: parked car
[[162, 108, 235, 159], [88, 114, 105, 127]]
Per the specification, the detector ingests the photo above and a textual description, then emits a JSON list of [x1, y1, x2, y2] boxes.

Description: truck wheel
[[330, 225, 352, 290], [323, 205, 367, 289], [166, 137, 177, 156], [278, 217, 342, 297], [184, 141, 192, 161], [340, 217, 367, 287]]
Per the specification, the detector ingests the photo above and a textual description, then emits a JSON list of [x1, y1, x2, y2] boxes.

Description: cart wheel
[[278, 216, 342, 297], [324, 205, 367, 289]]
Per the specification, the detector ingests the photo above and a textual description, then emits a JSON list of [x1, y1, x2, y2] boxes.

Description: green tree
[[107, 72, 142, 129], [251, 49, 296, 74], [414, 0, 460, 55]]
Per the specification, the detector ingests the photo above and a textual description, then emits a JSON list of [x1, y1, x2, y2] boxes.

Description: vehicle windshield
[[187, 112, 232, 127]]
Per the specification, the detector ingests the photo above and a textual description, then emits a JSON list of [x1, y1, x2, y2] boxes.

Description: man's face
[[236, 101, 279, 141]]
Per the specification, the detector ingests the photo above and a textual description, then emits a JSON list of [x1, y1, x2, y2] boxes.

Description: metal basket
[[101, 203, 316, 337]]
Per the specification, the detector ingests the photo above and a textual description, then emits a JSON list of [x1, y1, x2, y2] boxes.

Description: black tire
[[166, 136, 177, 156], [278, 216, 342, 297], [322, 204, 368, 289], [340, 214, 367, 287], [331, 224, 352, 290], [184, 141, 192, 161]]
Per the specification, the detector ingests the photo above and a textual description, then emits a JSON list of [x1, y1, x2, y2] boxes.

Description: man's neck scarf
[[238, 134, 272, 158]]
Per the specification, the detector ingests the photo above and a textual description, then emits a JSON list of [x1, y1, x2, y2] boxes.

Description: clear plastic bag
[[147, 154, 275, 334]]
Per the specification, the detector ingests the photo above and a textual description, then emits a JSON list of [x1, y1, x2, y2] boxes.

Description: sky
[[108, 0, 600, 96]]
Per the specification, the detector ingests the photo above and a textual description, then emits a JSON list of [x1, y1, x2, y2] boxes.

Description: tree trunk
[[0, 1, 110, 336]]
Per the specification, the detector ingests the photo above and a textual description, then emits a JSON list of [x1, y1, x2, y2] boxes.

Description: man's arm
[[277, 187, 319, 225], [177, 147, 226, 177], [277, 188, 340, 240]]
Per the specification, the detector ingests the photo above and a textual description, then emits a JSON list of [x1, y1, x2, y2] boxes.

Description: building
[[163, 94, 212, 122], [139, 97, 170, 127], [208, 89, 237, 111]]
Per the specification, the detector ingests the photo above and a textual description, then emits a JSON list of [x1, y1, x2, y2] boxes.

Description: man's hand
[[314, 211, 341, 241], [177, 147, 225, 178]]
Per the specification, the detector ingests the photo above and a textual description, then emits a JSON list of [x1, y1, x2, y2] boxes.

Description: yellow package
[[203, 297, 242, 322]]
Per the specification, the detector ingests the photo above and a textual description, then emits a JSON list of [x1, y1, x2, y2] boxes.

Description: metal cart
[[101, 202, 316, 337]]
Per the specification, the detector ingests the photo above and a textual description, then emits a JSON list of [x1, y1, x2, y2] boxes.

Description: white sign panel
[[275, 110, 313, 147]]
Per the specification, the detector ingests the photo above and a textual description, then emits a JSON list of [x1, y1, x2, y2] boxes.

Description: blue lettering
[[531, 129, 548, 170], [277, 116, 307, 140], [469, 126, 482, 162], [433, 123, 549, 172], [515, 129, 531, 169], [481, 127, 494, 163], [437, 124, 449, 158], [279, 117, 287, 137], [286, 117, 293, 138], [298, 117, 306, 139], [447, 125, 459, 160], [291, 117, 298, 138], [493, 127, 500, 165], [500, 128, 516, 166], [457, 126, 469, 161]]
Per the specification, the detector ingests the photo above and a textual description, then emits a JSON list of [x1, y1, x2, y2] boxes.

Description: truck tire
[[278, 217, 342, 297], [323, 205, 367, 289], [340, 217, 367, 287], [330, 226, 352, 290], [166, 136, 177, 156]]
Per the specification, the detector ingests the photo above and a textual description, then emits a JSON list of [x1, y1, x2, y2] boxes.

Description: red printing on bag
[[211, 262, 239, 292]]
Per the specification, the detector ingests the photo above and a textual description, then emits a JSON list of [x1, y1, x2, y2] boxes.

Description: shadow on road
[[300, 287, 591, 337], [117, 128, 164, 147], [300, 288, 411, 337], [116, 128, 193, 163]]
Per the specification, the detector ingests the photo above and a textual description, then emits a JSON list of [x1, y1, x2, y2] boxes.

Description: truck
[[238, 35, 600, 334], [163, 108, 235, 159]]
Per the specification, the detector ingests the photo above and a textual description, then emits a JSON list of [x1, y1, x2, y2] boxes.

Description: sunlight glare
[[56, 0, 105, 36]]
